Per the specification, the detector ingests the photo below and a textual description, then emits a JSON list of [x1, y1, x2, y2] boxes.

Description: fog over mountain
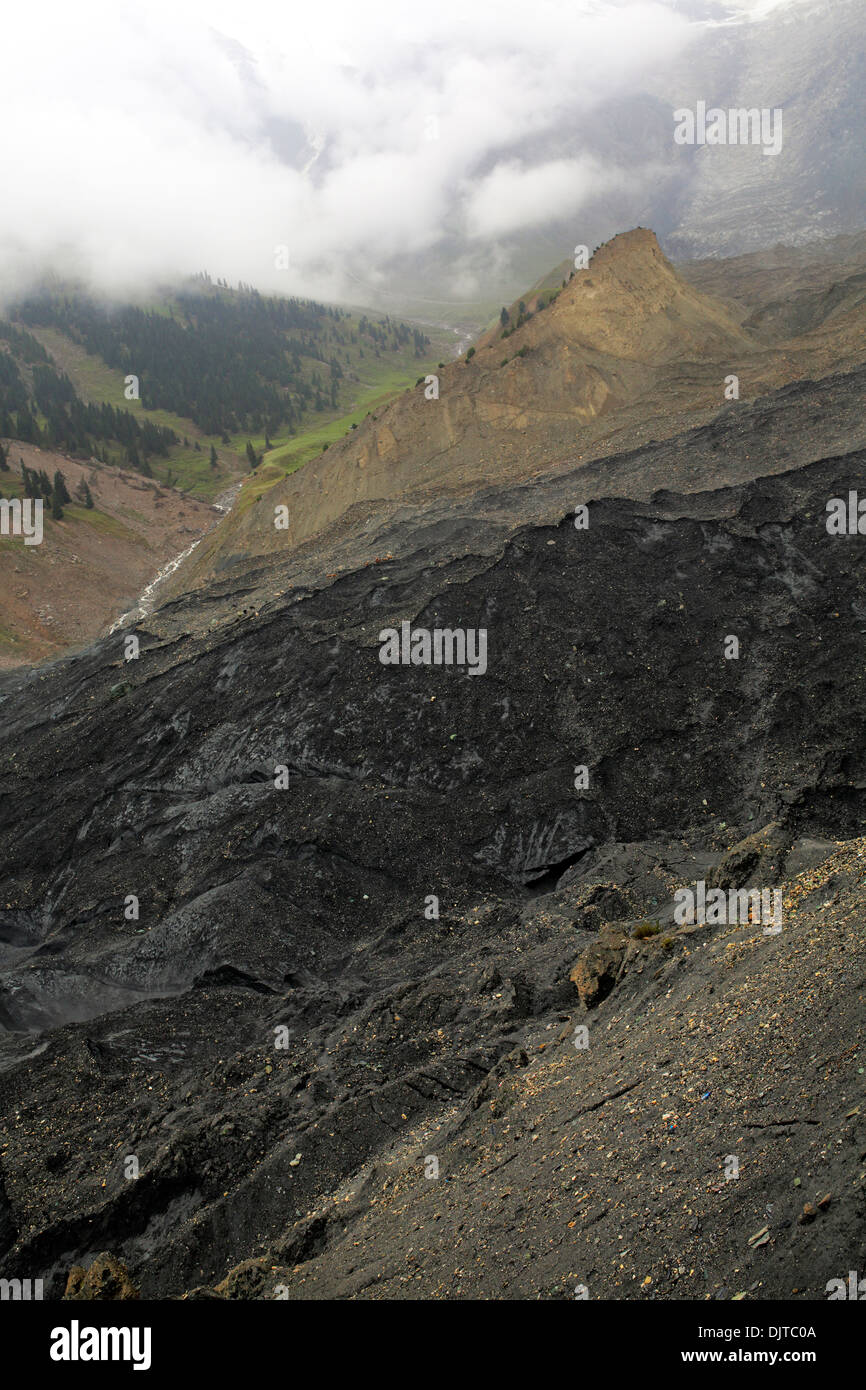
[[3, 0, 861, 310]]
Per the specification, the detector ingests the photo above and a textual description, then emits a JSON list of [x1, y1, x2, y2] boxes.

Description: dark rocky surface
[[0, 368, 864, 1299]]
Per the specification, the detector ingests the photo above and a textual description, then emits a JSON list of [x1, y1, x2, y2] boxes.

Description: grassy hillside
[[6, 281, 458, 502], [18, 323, 233, 498], [230, 378, 414, 521]]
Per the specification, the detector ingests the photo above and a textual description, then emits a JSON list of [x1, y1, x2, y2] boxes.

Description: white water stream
[[109, 482, 240, 633]]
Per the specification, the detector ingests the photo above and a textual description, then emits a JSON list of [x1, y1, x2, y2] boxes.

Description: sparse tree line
[[498, 283, 565, 340], [356, 314, 428, 357], [0, 442, 93, 517], [0, 332, 176, 473]]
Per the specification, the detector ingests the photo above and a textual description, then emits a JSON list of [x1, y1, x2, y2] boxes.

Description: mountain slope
[[332, 0, 866, 312], [662, 0, 866, 258], [0, 446, 220, 667], [171, 228, 866, 590], [0, 284, 456, 665], [0, 362, 864, 1298]]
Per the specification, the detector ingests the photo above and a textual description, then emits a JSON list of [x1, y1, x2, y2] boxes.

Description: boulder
[[63, 1252, 140, 1300], [569, 930, 628, 1007], [708, 822, 787, 890]]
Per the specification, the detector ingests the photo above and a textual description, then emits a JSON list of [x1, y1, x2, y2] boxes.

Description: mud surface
[[0, 368, 864, 1299]]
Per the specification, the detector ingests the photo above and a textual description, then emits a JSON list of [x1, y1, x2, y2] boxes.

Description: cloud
[[0, 0, 704, 304], [464, 158, 623, 240]]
